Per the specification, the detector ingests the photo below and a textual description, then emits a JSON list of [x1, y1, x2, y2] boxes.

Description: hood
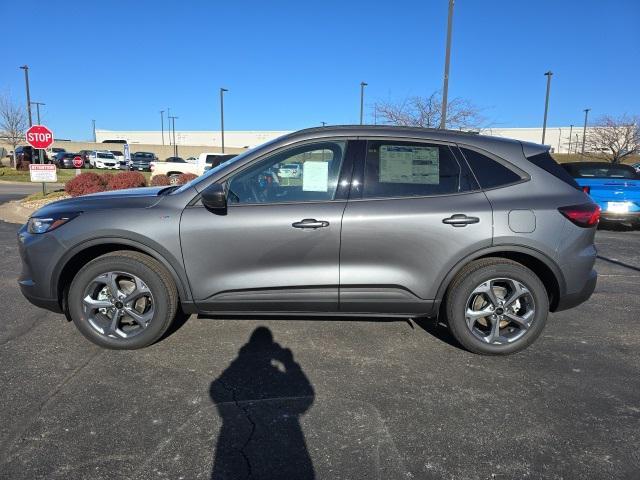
[[31, 187, 168, 218]]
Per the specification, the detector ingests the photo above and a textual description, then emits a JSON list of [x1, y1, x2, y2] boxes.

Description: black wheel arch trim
[[52, 236, 192, 304], [434, 244, 566, 309]]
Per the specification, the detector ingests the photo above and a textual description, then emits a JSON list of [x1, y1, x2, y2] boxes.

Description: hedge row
[[64, 172, 197, 197]]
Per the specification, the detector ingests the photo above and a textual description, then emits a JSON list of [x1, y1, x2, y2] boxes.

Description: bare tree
[[584, 114, 639, 163], [374, 91, 484, 130], [0, 94, 28, 168]]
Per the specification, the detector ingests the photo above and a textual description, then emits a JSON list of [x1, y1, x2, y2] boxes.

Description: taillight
[[558, 203, 600, 228], [581, 186, 591, 194]]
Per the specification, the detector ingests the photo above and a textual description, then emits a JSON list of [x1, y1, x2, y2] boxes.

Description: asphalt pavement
[[0, 182, 47, 204], [0, 217, 638, 479]]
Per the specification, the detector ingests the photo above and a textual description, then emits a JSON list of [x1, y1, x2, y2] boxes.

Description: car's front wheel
[[445, 258, 549, 355], [68, 251, 179, 349]]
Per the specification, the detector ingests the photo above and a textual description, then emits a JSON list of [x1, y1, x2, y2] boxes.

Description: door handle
[[292, 218, 330, 229], [442, 214, 480, 227]]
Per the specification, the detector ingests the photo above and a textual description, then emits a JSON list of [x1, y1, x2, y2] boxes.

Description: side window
[[227, 141, 346, 205], [363, 141, 473, 198], [459, 147, 522, 189]]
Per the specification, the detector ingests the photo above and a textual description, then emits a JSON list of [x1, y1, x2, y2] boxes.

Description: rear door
[[339, 139, 493, 314], [180, 139, 355, 313]]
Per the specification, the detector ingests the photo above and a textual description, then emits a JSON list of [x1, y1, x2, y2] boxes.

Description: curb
[[0, 180, 65, 188], [0, 201, 34, 225]]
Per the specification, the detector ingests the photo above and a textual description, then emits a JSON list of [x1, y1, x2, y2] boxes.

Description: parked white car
[[109, 150, 128, 169], [88, 151, 119, 169], [151, 152, 237, 184]]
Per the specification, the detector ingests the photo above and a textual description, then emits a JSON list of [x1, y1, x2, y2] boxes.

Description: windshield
[[98, 153, 115, 159], [171, 143, 270, 195], [567, 164, 637, 179]]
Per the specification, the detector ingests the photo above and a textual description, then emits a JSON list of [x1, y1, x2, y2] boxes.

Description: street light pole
[[167, 107, 172, 146], [160, 110, 165, 145], [440, 0, 455, 129], [92, 119, 96, 142], [581, 108, 590, 156], [541, 71, 553, 144], [31, 102, 45, 124], [220, 88, 228, 153], [567, 124, 573, 154], [359, 82, 367, 125], [19, 65, 33, 126], [168, 116, 178, 157]]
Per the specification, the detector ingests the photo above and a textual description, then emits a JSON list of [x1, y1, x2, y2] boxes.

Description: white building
[[97, 126, 593, 154], [96, 129, 290, 149]]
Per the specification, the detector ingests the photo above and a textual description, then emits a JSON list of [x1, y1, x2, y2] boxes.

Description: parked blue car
[[562, 162, 640, 226]]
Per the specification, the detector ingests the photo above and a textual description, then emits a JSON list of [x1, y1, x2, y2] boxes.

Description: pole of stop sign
[[39, 148, 46, 195]]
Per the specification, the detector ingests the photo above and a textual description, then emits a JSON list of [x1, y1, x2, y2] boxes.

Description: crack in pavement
[[219, 378, 256, 480]]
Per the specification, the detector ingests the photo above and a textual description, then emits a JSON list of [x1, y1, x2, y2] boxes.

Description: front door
[[180, 139, 353, 313], [339, 139, 493, 314]]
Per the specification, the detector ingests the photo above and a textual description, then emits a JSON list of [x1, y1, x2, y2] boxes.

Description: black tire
[[68, 251, 179, 349], [445, 258, 549, 355]]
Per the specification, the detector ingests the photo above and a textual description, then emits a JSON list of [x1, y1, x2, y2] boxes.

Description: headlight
[[27, 213, 80, 234]]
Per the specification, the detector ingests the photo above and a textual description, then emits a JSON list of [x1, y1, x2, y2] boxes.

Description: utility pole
[[92, 119, 96, 142], [440, 0, 455, 129], [581, 108, 590, 156], [31, 102, 45, 124], [160, 110, 165, 145], [567, 124, 573, 154], [541, 71, 553, 143], [220, 88, 228, 153], [321, 121, 327, 127], [359, 82, 367, 125], [19, 65, 33, 126]]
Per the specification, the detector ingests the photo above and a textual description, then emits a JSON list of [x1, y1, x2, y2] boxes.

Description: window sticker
[[379, 145, 440, 184], [302, 161, 329, 192]]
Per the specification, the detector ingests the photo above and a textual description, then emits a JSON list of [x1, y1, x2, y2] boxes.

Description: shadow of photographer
[[209, 326, 315, 479]]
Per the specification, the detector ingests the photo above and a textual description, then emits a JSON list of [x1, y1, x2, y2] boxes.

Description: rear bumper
[[555, 269, 597, 312], [599, 211, 640, 223]]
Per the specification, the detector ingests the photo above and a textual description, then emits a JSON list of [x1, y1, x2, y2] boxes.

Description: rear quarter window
[[527, 152, 579, 188], [459, 147, 523, 189]]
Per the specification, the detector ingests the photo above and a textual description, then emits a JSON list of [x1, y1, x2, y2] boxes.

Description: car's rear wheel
[[68, 251, 178, 349], [168, 174, 181, 185], [445, 258, 549, 355]]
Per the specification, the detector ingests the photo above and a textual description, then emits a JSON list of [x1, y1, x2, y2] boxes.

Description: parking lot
[[0, 216, 638, 479]]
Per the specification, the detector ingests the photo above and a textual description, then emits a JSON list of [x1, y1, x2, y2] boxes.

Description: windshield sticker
[[379, 145, 440, 184]]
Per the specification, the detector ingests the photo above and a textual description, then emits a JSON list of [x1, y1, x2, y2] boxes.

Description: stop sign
[[25, 125, 54, 149], [72, 156, 83, 168]]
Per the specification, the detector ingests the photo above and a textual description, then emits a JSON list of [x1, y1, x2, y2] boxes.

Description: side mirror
[[201, 183, 227, 213]]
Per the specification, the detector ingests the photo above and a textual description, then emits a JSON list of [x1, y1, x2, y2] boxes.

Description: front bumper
[[555, 269, 597, 312], [17, 225, 64, 313]]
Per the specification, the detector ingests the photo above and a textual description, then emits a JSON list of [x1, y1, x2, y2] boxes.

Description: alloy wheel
[[465, 277, 536, 345], [82, 271, 155, 339]]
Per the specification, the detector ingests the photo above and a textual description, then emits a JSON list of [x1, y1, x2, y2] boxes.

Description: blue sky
[[2, 0, 638, 140]]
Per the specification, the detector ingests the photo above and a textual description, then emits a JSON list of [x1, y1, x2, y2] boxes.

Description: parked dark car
[[129, 152, 157, 171], [78, 150, 93, 167], [562, 161, 640, 226], [14, 146, 50, 166], [18, 126, 599, 355], [53, 152, 84, 169], [165, 157, 186, 163]]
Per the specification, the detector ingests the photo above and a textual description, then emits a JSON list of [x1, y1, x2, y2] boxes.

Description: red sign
[[25, 125, 54, 149], [72, 156, 83, 168]]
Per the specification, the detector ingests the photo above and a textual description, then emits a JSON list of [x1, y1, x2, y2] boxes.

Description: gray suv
[[17, 126, 599, 354]]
